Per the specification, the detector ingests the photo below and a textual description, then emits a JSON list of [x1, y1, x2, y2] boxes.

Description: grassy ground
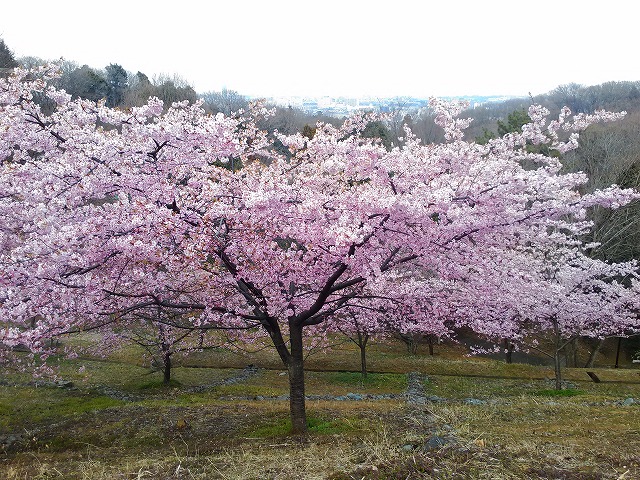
[[1, 336, 639, 479]]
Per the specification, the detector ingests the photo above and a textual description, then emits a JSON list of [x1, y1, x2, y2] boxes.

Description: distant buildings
[[258, 95, 516, 117]]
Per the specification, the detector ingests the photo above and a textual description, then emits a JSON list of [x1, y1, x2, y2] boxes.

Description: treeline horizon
[[3, 36, 640, 124]]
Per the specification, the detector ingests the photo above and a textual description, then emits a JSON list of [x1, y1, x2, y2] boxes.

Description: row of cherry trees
[[2, 65, 640, 433]]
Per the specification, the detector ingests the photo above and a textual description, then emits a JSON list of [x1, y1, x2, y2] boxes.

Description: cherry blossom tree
[[453, 244, 639, 389], [334, 311, 378, 379], [331, 279, 452, 377], [2, 65, 638, 433], [94, 306, 223, 386]]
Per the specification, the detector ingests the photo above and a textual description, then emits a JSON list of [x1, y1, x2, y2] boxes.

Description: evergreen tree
[[0, 38, 18, 77], [105, 63, 128, 107]]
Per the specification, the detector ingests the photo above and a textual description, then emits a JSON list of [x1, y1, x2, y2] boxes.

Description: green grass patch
[[535, 388, 584, 397], [39, 357, 239, 393], [0, 386, 123, 429], [214, 383, 285, 397], [213, 369, 289, 398], [325, 371, 406, 391], [247, 414, 357, 437], [48, 395, 124, 415], [138, 378, 182, 390]]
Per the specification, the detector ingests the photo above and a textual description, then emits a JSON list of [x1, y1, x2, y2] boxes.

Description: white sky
[[1, 1, 638, 98]]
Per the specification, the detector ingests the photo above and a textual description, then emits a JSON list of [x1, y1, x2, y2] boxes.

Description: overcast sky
[[1, 1, 638, 98]]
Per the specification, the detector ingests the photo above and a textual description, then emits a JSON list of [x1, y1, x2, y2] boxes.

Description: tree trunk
[[359, 344, 368, 379], [163, 352, 171, 385], [158, 323, 172, 385], [503, 338, 514, 364], [564, 338, 578, 368], [553, 351, 563, 390], [427, 335, 434, 356], [554, 350, 563, 390], [552, 321, 563, 390], [584, 338, 605, 368], [287, 324, 307, 435], [399, 333, 419, 355], [563, 342, 570, 368], [615, 337, 622, 368], [357, 331, 369, 379]]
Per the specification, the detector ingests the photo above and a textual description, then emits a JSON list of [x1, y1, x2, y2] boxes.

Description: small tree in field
[[2, 66, 639, 434], [523, 249, 638, 389], [105, 307, 221, 386], [333, 311, 379, 379], [332, 278, 452, 377]]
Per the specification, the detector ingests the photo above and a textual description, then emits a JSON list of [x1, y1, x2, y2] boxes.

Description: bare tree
[[18, 56, 47, 69], [564, 113, 640, 261], [201, 88, 248, 116]]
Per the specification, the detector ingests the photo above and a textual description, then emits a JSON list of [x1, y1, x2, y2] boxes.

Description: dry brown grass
[[4, 394, 638, 479]]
